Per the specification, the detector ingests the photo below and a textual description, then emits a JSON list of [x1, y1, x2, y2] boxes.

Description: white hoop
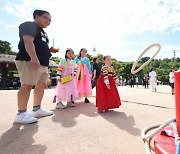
[[131, 43, 161, 74]]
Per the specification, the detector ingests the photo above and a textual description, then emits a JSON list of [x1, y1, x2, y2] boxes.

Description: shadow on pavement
[[156, 91, 171, 94], [0, 123, 46, 154], [99, 110, 141, 136], [51, 101, 98, 128]]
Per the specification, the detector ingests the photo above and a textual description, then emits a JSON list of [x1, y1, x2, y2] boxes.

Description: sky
[[0, 0, 180, 62]]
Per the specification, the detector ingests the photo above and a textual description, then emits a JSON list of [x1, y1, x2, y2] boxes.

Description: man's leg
[[14, 84, 38, 124], [14, 60, 39, 124], [17, 84, 33, 111], [33, 81, 46, 106], [31, 81, 53, 117]]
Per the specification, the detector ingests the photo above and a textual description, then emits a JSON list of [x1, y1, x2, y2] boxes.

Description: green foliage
[[50, 56, 61, 64], [85, 54, 180, 84], [130, 57, 180, 84], [121, 62, 133, 78], [0, 40, 16, 55], [140, 57, 150, 63], [49, 57, 61, 77], [96, 54, 104, 68], [87, 54, 93, 66]]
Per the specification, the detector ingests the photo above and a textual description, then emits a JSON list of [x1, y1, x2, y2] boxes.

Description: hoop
[[131, 43, 161, 74]]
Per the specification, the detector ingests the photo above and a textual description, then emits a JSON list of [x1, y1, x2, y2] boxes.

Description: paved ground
[[0, 85, 175, 154]]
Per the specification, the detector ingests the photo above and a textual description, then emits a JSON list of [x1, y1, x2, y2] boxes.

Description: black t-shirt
[[16, 21, 52, 66], [92, 63, 100, 79]]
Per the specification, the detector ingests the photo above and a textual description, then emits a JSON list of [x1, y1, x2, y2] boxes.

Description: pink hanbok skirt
[[77, 65, 92, 97], [55, 76, 79, 102]]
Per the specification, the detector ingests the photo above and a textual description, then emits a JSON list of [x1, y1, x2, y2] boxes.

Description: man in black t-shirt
[[14, 10, 53, 124]]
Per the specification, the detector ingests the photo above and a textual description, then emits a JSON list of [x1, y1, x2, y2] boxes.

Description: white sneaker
[[30, 108, 53, 118], [67, 102, 75, 107], [14, 112, 38, 124], [56, 102, 66, 109]]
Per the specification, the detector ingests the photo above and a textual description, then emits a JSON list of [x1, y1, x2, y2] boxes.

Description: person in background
[[149, 67, 157, 92], [129, 76, 134, 88], [143, 73, 149, 89], [74, 48, 92, 103], [135, 76, 139, 88], [122, 77, 126, 86], [169, 67, 176, 95], [92, 57, 101, 89], [14, 9, 53, 124], [96, 55, 121, 113]]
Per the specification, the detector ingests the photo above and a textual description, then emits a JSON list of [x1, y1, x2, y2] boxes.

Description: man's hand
[[115, 79, 120, 86], [30, 58, 40, 70]]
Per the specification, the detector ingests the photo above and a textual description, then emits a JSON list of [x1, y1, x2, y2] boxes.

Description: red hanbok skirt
[[96, 75, 121, 110]]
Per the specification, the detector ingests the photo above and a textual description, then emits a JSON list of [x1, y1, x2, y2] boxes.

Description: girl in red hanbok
[[96, 55, 121, 112]]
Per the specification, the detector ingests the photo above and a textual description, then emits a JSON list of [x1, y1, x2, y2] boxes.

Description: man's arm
[[23, 35, 40, 70]]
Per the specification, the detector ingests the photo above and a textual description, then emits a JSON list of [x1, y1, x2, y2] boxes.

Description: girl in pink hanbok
[[55, 48, 79, 109], [74, 48, 92, 103]]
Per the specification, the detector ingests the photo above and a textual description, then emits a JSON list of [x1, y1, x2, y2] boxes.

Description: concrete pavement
[[0, 85, 175, 154]]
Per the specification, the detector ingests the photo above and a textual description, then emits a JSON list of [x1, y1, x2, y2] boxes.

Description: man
[[14, 10, 53, 124]]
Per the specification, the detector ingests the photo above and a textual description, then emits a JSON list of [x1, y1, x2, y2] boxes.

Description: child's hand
[[56, 76, 61, 82], [106, 84, 110, 89], [115, 79, 120, 86]]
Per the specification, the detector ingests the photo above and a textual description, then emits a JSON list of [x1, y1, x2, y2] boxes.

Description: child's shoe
[[84, 98, 90, 103], [56, 102, 66, 109], [67, 102, 75, 107], [98, 110, 104, 113]]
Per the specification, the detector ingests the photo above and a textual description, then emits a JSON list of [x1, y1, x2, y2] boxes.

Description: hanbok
[[74, 57, 92, 97], [96, 64, 121, 111], [55, 59, 79, 102]]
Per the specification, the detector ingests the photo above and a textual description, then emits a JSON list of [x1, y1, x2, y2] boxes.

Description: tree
[[122, 62, 133, 77], [140, 57, 150, 63], [94, 54, 104, 69], [0, 40, 16, 55], [50, 56, 61, 64]]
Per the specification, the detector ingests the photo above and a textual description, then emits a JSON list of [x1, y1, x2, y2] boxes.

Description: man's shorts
[[15, 60, 49, 85]]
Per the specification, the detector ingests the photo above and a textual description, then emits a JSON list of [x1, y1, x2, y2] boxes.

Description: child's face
[[66, 50, 74, 59], [81, 49, 87, 57], [104, 56, 112, 65]]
